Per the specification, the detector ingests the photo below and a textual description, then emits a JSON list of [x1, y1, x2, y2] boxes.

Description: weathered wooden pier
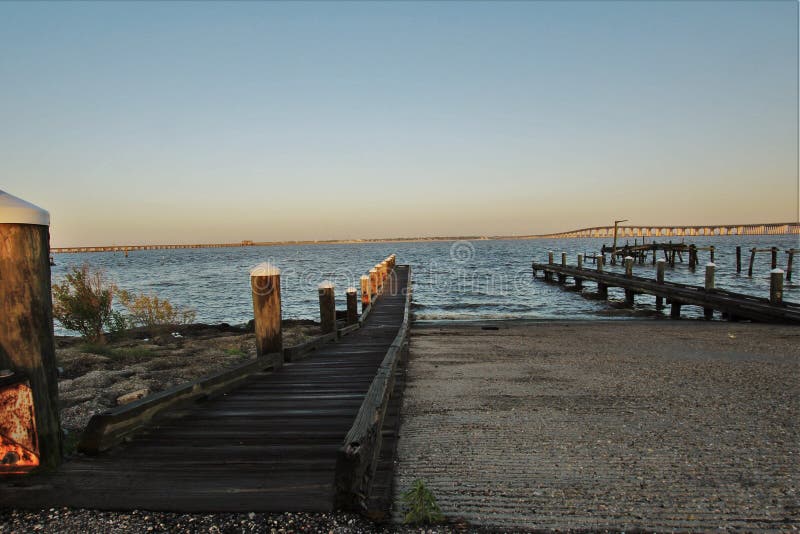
[[532, 255, 800, 323], [1, 255, 411, 516]]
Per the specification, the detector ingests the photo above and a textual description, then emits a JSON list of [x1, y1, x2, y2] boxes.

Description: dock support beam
[[736, 246, 741, 273], [704, 263, 715, 319], [770, 269, 784, 305], [671, 300, 682, 319], [655, 259, 666, 310]]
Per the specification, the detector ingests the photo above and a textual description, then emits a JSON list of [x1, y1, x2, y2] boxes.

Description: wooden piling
[[688, 245, 696, 270], [748, 248, 756, 276], [671, 300, 682, 319], [787, 250, 794, 281], [548, 251, 554, 265], [318, 281, 336, 334], [369, 268, 378, 299], [250, 263, 283, 357], [0, 192, 62, 469], [770, 269, 784, 305], [771, 247, 778, 269], [577, 254, 583, 270], [375, 264, 384, 289], [624, 256, 634, 305], [360, 275, 370, 312], [561, 252, 567, 267], [736, 246, 741, 273], [624, 256, 634, 277], [704, 263, 715, 319], [597, 255, 604, 273], [346, 287, 358, 325], [709, 246, 715, 264], [656, 259, 666, 310]]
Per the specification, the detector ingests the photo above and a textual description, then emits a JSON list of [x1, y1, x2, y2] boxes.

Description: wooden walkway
[[0, 267, 410, 513]]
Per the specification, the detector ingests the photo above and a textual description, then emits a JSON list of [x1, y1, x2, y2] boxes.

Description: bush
[[117, 289, 196, 333], [52, 264, 124, 343], [401, 479, 444, 525]]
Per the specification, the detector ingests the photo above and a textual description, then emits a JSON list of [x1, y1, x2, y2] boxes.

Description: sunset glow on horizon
[[1, 1, 797, 247]]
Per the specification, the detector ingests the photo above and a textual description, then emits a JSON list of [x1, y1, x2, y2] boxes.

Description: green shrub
[[401, 479, 444, 525], [52, 264, 124, 343], [117, 289, 196, 333]]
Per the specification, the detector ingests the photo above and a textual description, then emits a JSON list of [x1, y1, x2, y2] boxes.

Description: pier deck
[[0, 267, 410, 513], [532, 262, 800, 323]]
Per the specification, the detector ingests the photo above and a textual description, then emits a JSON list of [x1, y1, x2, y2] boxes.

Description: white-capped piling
[[250, 262, 282, 357], [369, 268, 379, 298], [346, 287, 358, 325], [705, 263, 716, 291], [624, 256, 634, 304], [360, 275, 370, 311], [375, 264, 383, 290], [0, 191, 62, 468], [318, 281, 336, 334]]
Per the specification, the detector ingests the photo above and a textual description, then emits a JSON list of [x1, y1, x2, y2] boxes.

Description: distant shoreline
[[50, 220, 800, 252]]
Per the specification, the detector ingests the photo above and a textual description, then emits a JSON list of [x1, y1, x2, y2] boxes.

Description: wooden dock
[[532, 261, 800, 323], [0, 267, 410, 515]]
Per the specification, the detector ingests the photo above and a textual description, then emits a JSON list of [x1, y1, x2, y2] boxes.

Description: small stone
[[116, 388, 149, 405]]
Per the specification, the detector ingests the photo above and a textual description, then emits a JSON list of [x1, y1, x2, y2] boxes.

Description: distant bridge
[[49, 222, 799, 254], [533, 222, 799, 240]]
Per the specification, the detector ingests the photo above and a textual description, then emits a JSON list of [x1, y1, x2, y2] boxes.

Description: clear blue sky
[[1, 1, 797, 246]]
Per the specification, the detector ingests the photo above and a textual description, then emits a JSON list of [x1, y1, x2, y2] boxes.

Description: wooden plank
[[0, 265, 412, 514]]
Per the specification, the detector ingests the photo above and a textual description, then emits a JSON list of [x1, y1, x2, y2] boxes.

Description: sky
[[1, 1, 797, 247]]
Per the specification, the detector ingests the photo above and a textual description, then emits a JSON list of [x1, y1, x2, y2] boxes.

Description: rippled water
[[51, 235, 798, 334]]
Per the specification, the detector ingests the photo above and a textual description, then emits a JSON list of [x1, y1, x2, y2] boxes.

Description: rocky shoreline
[[54, 321, 320, 440]]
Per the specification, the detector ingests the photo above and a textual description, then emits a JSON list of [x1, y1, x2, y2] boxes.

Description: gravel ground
[[0, 509, 475, 533], [394, 320, 800, 531]]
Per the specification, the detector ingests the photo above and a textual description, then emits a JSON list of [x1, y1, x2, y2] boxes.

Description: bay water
[[51, 235, 798, 335]]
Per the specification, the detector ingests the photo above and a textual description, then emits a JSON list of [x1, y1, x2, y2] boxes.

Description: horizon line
[[51, 221, 800, 252]]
